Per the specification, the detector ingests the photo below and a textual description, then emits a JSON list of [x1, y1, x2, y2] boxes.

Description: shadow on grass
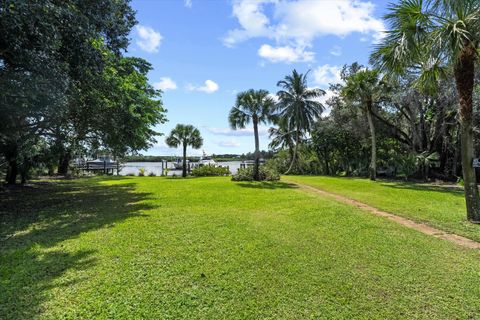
[[377, 181, 464, 196], [300, 175, 464, 197], [0, 178, 156, 319], [235, 181, 298, 190]]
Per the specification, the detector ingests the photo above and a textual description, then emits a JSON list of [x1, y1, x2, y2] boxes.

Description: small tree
[[229, 89, 275, 181], [165, 124, 203, 178]]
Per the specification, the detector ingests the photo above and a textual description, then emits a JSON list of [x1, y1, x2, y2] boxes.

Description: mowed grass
[[1, 176, 480, 319], [285, 175, 480, 242]]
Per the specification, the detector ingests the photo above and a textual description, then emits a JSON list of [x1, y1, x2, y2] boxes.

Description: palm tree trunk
[[455, 46, 480, 222], [285, 130, 299, 175], [253, 119, 260, 181], [366, 106, 376, 181], [182, 142, 187, 178]]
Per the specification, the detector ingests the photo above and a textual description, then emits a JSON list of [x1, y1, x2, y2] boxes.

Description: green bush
[[399, 153, 417, 180], [232, 165, 280, 181], [138, 167, 145, 176], [148, 171, 156, 177], [191, 165, 230, 177]]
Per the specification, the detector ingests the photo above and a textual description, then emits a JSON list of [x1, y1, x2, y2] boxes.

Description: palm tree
[[229, 89, 275, 181], [276, 69, 325, 174], [165, 124, 203, 177], [268, 123, 298, 163], [371, 0, 480, 221], [341, 68, 386, 180]]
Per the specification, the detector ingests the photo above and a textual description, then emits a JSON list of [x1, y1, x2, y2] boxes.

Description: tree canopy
[[0, 0, 167, 183]]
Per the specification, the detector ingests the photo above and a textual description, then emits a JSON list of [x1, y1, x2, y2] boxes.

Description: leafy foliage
[[0, 0, 167, 183], [232, 165, 280, 182], [191, 166, 230, 177]]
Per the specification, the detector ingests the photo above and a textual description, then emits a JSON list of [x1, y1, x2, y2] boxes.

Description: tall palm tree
[[371, 0, 480, 221], [276, 69, 325, 174], [229, 89, 275, 181], [341, 68, 386, 180], [165, 124, 203, 178]]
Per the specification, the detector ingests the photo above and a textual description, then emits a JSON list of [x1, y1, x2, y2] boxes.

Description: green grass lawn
[[1, 177, 480, 319], [285, 175, 480, 242]]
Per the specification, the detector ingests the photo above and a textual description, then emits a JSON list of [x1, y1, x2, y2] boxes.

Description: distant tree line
[[0, 0, 167, 184]]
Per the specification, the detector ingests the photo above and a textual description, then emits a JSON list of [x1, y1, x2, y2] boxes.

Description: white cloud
[[136, 25, 162, 53], [273, 0, 385, 43], [153, 77, 177, 91], [318, 89, 337, 116], [223, 0, 273, 47], [313, 64, 342, 88], [217, 140, 241, 148], [318, 88, 335, 105], [224, 0, 385, 62], [186, 80, 219, 93], [330, 45, 342, 56], [258, 44, 314, 63], [184, 0, 192, 8], [207, 126, 269, 137]]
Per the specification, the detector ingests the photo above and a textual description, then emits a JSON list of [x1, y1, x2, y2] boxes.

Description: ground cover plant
[[1, 176, 480, 319], [285, 176, 480, 242]]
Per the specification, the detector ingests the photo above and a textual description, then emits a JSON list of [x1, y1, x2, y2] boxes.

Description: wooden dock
[[76, 161, 121, 175]]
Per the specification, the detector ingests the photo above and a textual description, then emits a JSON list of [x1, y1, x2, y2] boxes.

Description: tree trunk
[[6, 159, 17, 185], [323, 147, 330, 175], [58, 151, 71, 175], [366, 106, 377, 181], [453, 129, 460, 177], [285, 129, 300, 175], [455, 45, 480, 222], [20, 169, 27, 184], [253, 119, 260, 181], [182, 143, 187, 178]]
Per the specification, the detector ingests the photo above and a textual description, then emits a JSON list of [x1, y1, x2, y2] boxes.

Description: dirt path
[[290, 181, 480, 250]]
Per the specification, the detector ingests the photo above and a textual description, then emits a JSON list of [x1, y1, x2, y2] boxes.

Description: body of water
[[119, 161, 243, 176]]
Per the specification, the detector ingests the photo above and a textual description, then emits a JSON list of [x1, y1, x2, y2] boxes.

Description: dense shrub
[[191, 165, 230, 177], [268, 149, 323, 175], [231, 165, 280, 181]]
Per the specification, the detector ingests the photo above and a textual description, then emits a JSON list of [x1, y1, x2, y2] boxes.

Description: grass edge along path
[[287, 180, 480, 250]]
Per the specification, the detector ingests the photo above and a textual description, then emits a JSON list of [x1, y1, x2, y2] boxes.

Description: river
[[119, 161, 243, 176]]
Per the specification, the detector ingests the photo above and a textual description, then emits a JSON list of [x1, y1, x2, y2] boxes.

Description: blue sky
[[128, 0, 389, 156]]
